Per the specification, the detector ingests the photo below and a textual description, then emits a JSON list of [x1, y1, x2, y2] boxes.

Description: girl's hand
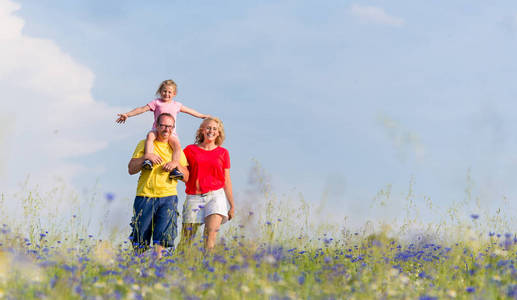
[[116, 114, 128, 123]]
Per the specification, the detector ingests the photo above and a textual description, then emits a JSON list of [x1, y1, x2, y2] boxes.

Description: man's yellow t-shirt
[[132, 139, 188, 197]]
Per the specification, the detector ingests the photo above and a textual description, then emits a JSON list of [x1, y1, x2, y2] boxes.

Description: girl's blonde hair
[[155, 79, 177, 96], [195, 117, 226, 146]]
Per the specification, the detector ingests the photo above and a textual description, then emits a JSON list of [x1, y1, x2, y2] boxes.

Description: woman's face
[[202, 120, 219, 143]]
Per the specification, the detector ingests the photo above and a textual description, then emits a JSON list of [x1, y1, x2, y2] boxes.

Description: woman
[[178, 117, 234, 251]]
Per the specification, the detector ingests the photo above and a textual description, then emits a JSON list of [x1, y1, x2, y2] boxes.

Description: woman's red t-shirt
[[184, 145, 230, 195]]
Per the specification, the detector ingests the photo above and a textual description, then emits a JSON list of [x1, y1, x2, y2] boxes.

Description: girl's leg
[[145, 131, 157, 155], [168, 135, 182, 167], [177, 223, 201, 253], [203, 214, 224, 251], [142, 131, 157, 169]]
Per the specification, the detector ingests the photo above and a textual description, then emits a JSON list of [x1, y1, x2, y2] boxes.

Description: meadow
[[0, 169, 515, 299]]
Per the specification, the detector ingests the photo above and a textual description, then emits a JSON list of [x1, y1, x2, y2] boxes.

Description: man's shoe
[[142, 159, 153, 170], [169, 168, 184, 180]]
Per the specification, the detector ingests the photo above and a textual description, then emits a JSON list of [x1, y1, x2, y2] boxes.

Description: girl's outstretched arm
[[180, 105, 210, 119], [116, 105, 151, 123]]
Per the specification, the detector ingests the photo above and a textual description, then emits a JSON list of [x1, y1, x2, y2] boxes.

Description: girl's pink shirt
[[147, 98, 183, 134]]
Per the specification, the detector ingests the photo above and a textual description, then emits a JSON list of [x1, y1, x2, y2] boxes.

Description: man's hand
[[162, 161, 179, 172], [116, 113, 128, 123], [145, 153, 163, 165]]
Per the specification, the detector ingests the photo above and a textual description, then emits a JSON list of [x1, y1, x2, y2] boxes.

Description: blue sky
[[1, 0, 517, 230]]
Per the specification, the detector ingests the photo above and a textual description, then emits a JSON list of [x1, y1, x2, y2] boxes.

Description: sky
[[1, 0, 517, 233]]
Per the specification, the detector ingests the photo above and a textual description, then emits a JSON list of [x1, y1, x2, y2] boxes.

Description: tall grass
[[0, 165, 515, 299]]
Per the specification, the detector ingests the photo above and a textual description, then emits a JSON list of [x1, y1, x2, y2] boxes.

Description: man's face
[[156, 116, 175, 141]]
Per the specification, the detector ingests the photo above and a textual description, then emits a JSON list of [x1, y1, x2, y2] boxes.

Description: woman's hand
[[228, 207, 234, 220]]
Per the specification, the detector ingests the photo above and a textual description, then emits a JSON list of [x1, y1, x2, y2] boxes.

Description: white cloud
[[350, 4, 405, 27], [0, 0, 121, 192]]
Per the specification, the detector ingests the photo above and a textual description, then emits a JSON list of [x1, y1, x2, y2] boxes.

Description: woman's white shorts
[[182, 188, 230, 224]]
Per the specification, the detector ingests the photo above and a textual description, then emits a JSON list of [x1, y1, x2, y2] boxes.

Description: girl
[[116, 79, 209, 178]]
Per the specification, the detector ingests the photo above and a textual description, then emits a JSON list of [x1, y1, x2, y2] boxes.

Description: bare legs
[[177, 223, 201, 252], [177, 214, 224, 253], [144, 131, 182, 169], [203, 214, 223, 251]]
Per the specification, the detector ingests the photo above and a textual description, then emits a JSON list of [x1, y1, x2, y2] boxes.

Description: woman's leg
[[177, 223, 201, 253], [203, 214, 224, 251]]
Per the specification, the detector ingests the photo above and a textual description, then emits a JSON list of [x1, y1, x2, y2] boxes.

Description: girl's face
[[202, 120, 220, 143], [160, 85, 176, 102]]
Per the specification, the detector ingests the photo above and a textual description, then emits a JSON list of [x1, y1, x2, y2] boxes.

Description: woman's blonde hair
[[195, 117, 225, 146], [155, 79, 177, 96]]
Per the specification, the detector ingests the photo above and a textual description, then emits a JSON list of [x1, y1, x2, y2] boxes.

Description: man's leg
[[153, 195, 179, 259], [129, 196, 154, 255]]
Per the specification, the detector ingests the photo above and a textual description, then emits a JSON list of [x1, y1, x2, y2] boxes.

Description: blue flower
[[466, 287, 475, 293], [298, 274, 306, 285], [470, 214, 479, 220], [105, 192, 115, 202], [508, 285, 517, 298]]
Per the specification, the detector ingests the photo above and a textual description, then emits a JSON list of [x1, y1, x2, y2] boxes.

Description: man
[[128, 112, 189, 259]]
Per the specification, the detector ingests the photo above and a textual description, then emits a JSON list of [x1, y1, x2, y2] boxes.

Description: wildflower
[[105, 193, 115, 202], [298, 274, 306, 285], [466, 287, 475, 293], [508, 285, 517, 298], [229, 264, 240, 271], [470, 214, 479, 220], [49, 275, 58, 288]]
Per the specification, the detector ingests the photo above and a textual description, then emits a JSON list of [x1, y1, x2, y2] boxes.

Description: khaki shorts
[[182, 188, 230, 224]]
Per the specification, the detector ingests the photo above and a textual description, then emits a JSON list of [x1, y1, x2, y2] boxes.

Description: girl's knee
[[147, 130, 157, 139]]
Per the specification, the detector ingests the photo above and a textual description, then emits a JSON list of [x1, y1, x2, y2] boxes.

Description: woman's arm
[[116, 105, 151, 123], [180, 105, 210, 119], [223, 168, 234, 220], [176, 163, 189, 183]]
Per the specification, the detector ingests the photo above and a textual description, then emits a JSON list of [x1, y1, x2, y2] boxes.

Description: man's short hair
[[157, 113, 175, 124]]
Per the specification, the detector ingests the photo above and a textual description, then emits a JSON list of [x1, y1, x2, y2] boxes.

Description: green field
[[0, 176, 515, 299]]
